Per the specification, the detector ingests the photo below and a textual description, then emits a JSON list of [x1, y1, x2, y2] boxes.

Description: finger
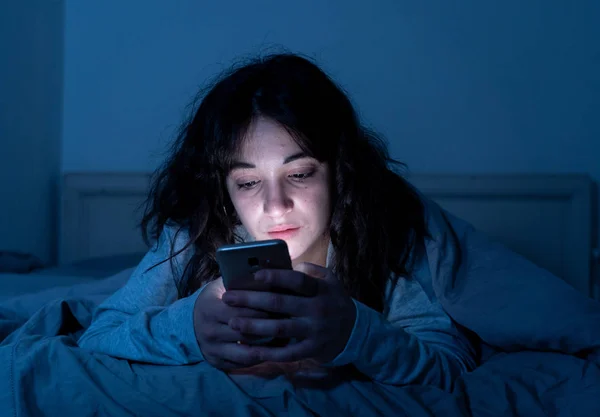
[[254, 268, 319, 296], [214, 303, 272, 325], [216, 342, 262, 367], [229, 317, 309, 339], [203, 322, 266, 344], [222, 290, 308, 316], [210, 357, 249, 371], [254, 339, 314, 363]]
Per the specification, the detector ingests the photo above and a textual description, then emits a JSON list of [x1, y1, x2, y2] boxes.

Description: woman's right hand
[[193, 277, 268, 370]]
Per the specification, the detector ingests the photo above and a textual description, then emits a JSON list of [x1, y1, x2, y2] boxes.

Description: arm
[[224, 255, 476, 390], [77, 225, 205, 365], [324, 247, 477, 390]]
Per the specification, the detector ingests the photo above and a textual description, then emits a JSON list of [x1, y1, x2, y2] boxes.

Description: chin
[[285, 242, 304, 262], [287, 246, 300, 261]]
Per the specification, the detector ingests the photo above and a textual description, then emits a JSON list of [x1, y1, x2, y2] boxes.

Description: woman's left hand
[[221, 262, 356, 364]]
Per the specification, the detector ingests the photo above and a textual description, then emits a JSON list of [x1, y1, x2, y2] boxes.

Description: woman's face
[[226, 117, 331, 266]]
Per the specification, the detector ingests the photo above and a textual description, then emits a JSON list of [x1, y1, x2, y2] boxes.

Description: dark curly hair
[[141, 53, 426, 313]]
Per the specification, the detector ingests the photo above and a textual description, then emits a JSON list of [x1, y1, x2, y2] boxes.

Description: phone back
[[216, 239, 292, 291]]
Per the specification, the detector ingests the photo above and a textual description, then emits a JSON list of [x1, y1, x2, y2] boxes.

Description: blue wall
[[0, 1, 63, 263], [1, 1, 598, 263], [61, 0, 599, 178]]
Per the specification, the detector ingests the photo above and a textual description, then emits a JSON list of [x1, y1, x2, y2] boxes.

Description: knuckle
[[268, 293, 284, 311], [274, 322, 287, 338], [202, 325, 218, 342], [263, 269, 274, 283], [237, 319, 252, 333]]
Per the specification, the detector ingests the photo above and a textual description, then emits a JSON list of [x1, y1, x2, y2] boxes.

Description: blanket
[[0, 203, 599, 416]]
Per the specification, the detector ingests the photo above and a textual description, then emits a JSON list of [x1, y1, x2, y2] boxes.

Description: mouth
[[267, 226, 301, 239]]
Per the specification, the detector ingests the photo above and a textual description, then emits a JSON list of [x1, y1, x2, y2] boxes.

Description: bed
[[0, 172, 598, 417], [47, 172, 600, 299]]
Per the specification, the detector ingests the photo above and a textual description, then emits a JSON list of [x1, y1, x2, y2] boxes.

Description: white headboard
[[59, 172, 597, 298], [407, 174, 595, 298], [60, 173, 152, 264]]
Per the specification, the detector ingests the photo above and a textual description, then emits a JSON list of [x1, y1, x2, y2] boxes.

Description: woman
[[78, 53, 476, 390]]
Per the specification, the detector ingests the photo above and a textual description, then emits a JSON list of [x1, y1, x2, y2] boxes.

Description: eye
[[237, 180, 261, 190], [289, 171, 315, 181]]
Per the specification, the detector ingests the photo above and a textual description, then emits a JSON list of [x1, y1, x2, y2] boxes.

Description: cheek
[[231, 195, 261, 224], [302, 189, 331, 223]]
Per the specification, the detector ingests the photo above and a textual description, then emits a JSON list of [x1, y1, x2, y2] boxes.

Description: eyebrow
[[230, 152, 310, 170]]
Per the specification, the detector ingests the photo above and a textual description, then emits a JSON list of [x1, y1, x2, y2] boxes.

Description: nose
[[263, 182, 293, 218]]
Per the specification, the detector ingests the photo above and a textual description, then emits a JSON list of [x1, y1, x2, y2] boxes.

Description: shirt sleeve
[[77, 225, 206, 365], [323, 244, 477, 391]]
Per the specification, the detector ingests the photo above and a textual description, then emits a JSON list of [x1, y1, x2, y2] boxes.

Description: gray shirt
[[78, 204, 477, 390]]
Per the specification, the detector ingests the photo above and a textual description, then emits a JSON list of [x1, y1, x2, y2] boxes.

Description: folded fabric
[[424, 200, 600, 363]]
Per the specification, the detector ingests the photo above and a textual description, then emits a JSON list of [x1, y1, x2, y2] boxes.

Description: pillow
[[424, 198, 600, 362], [37, 253, 146, 278], [0, 251, 44, 273]]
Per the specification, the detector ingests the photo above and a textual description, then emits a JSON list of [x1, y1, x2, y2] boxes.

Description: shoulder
[[384, 244, 475, 358], [141, 223, 195, 277], [153, 223, 193, 253]]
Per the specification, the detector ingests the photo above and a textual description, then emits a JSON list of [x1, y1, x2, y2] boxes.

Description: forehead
[[238, 117, 302, 158]]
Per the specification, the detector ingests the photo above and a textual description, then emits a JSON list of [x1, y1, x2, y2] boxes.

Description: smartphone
[[216, 239, 292, 292], [216, 239, 293, 347]]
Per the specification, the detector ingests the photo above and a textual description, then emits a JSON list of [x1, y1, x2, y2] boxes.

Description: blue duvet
[[1, 206, 599, 416]]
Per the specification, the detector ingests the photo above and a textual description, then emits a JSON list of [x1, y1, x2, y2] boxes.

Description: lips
[[267, 225, 300, 239], [268, 225, 299, 233]]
